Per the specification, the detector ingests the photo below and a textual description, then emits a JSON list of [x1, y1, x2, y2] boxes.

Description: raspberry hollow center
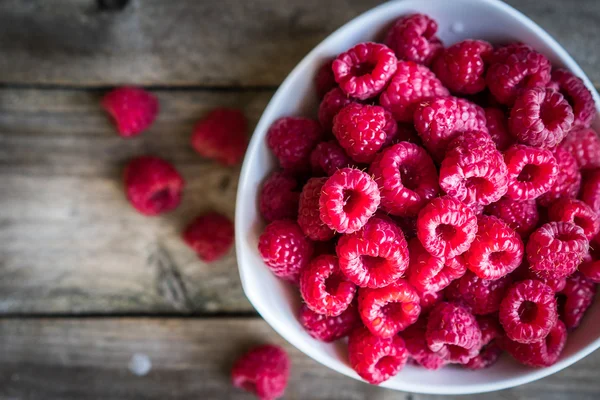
[[399, 165, 419, 191], [148, 188, 173, 210], [435, 224, 457, 241], [324, 274, 342, 295], [361, 255, 388, 271], [517, 164, 539, 182], [343, 189, 362, 214], [466, 177, 492, 191], [540, 101, 560, 128], [352, 61, 377, 78], [518, 301, 538, 323], [556, 232, 580, 242], [375, 355, 397, 372]]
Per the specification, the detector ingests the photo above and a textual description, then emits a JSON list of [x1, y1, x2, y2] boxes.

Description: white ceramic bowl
[[235, 0, 600, 394]]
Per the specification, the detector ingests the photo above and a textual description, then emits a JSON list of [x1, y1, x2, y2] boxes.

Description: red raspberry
[[348, 326, 408, 385], [407, 238, 467, 293], [369, 142, 439, 217], [548, 198, 600, 240], [538, 147, 581, 207], [457, 271, 512, 315], [315, 58, 336, 99], [485, 108, 514, 151], [499, 279, 558, 343], [379, 61, 449, 122], [486, 46, 551, 105], [418, 289, 444, 313], [581, 169, 600, 213], [182, 212, 234, 262], [319, 168, 380, 234], [580, 247, 600, 283], [332, 42, 398, 100], [258, 220, 314, 283], [464, 316, 503, 370], [336, 215, 409, 288], [551, 69, 595, 128], [382, 109, 399, 147], [318, 88, 355, 132], [439, 131, 509, 206], [300, 255, 356, 316], [487, 43, 534, 64], [559, 127, 600, 170], [259, 171, 300, 222], [191, 108, 248, 166], [267, 117, 323, 171], [123, 156, 184, 216], [515, 262, 567, 293], [526, 222, 588, 279], [333, 103, 388, 163], [417, 196, 478, 259], [426, 302, 482, 364], [485, 197, 539, 238], [102, 87, 158, 138], [402, 317, 447, 370], [502, 319, 567, 367], [503, 144, 558, 201], [298, 177, 335, 241], [413, 96, 487, 161], [384, 14, 443, 66], [394, 123, 422, 145], [309, 140, 354, 177], [298, 303, 360, 342], [231, 344, 290, 400], [558, 272, 596, 330], [432, 40, 493, 95], [509, 87, 574, 148]]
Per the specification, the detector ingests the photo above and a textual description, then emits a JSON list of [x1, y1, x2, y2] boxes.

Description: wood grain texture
[[0, 0, 599, 86]]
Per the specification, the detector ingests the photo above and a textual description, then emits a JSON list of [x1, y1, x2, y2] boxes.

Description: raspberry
[[102, 87, 158, 138], [558, 272, 596, 330], [384, 14, 443, 66], [502, 319, 567, 367], [123, 156, 184, 216], [336, 215, 409, 288], [259, 171, 300, 222], [417, 196, 478, 259], [418, 289, 444, 313], [298, 177, 335, 241], [358, 280, 421, 338], [487, 43, 534, 64], [515, 262, 567, 292], [309, 141, 354, 177], [319, 168, 380, 234], [298, 303, 360, 342], [509, 87, 574, 148], [300, 254, 356, 316], [369, 142, 439, 217], [182, 212, 234, 262], [333, 103, 388, 163], [413, 96, 487, 161], [499, 279, 558, 343], [485, 197, 539, 238], [581, 169, 600, 213], [580, 250, 600, 283], [402, 317, 447, 370], [379, 61, 449, 122], [432, 40, 493, 95], [559, 127, 600, 170], [258, 220, 314, 283], [538, 147, 581, 207], [503, 144, 558, 201], [348, 326, 408, 385], [191, 108, 248, 166], [526, 222, 588, 279], [382, 109, 399, 147], [426, 302, 482, 364], [315, 58, 336, 99], [231, 344, 290, 400], [332, 42, 398, 100], [439, 131, 509, 206], [551, 69, 595, 128], [484, 108, 513, 151], [486, 46, 551, 105], [318, 88, 355, 132], [394, 123, 422, 145], [267, 117, 323, 171], [457, 271, 513, 315], [407, 238, 467, 293], [548, 198, 600, 240], [464, 316, 503, 369]]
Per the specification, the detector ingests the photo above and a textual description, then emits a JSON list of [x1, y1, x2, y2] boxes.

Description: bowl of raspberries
[[235, 0, 600, 394]]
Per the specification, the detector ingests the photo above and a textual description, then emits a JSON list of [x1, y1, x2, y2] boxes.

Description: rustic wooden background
[[0, 0, 599, 399]]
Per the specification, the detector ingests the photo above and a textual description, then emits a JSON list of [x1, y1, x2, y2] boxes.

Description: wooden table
[[0, 0, 599, 398]]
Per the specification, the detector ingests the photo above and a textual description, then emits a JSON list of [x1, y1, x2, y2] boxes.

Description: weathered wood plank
[[0, 317, 598, 400], [0, 0, 598, 87]]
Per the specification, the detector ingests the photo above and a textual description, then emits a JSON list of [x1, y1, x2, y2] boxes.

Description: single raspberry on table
[[309, 140, 354, 177], [379, 61, 449, 122], [581, 169, 600, 213], [318, 88, 355, 132], [417, 196, 478, 259], [231, 344, 290, 400], [558, 272, 596, 330], [559, 127, 600, 170], [418, 289, 444, 313], [384, 14, 443, 66], [526, 222, 588, 279], [258, 220, 314, 283], [502, 319, 567, 368], [300, 254, 356, 316], [298, 177, 335, 241], [551, 69, 595, 128], [191, 108, 248, 166], [407, 238, 467, 293], [432, 39, 493, 95], [182, 212, 234, 262], [259, 171, 300, 222], [548, 198, 600, 240], [538, 147, 581, 207], [315, 58, 337, 99], [369, 142, 439, 217], [332, 42, 398, 100], [267, 117, 323, 172], [485, 197, 539, 238], [102, 87, 159, 138], [336, 215, 409, 288], [464, 316, 503, 370], [402, 317, 447, 370], [503, 144, 557, 201], [485, 108, 514, 151], [333, 103, 388, 163], [124, 156, 184, 216], [319, 168, 380, 234], [298, 303, 361, 342], [457, 271, 513, 315]]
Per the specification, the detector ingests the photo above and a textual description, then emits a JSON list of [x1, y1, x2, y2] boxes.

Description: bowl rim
[[235, 0, 600, 394]]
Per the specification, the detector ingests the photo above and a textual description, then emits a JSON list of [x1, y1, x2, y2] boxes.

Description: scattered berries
[[259, 171, 300, 222], [503, 144, 557, 201], [182, 212, 234, 262], [191, 108, 248, 165], [298, 177, 336, 241], [333, 103, 388, 163], [299, 303, 361, 342], [384, 14, 443, 66], [559, 272, 596, 330], [559, 127, 600, 170], [551, 69, 595, 128], [485, 197, 539, 238], [502, 319, 567, 367], [267, 117, 323, 171], [231, 345, 290, 400], [102, 87, 158, 138]]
